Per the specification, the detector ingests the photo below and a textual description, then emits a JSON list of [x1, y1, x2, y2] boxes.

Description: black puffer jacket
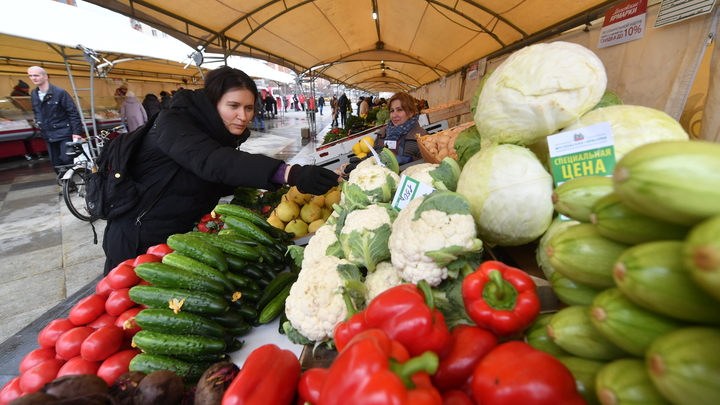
[[103, 89, 284, 272]]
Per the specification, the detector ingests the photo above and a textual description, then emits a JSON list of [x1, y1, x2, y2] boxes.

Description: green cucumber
[[219, 232, 259, 247], [590, 192, 691, 244], [224, 336, 244, 353], [225, 272, 250, 289], [129, 353, 212, 382], [278, 311, 289, 334], [207, 309, 246, 328], [214, 203, 279, 236], [134, 262, 226, 295], [166, 233, 228, 272], [227, 322, 252, 337], [550, 271, 603, 306], [547, 306, 628, 361], [245, 241, 275, 265], [134, 308, 226, 338], [187, 231, 261, 261], [524, 313, 570, 357], [589, 287, 686, 357], [557, 356, 605, 405], [613, 140, 720, 226], [226, 255, 248, 272], [133, 330, 226, 355], [683, 215, 720, 301], [614, 241, 720, 325], [258, 283, 292, 324], [237, 287, 260, 302], [239, 263, 265, 280], [595, 359, 671, 405], [174, 353, 228, 363], [162, 252, 235, 292], [235, 305, 258, 320], [222, 215, 276, 246], [646, 327, 720, 405], [552, 175, 614, 223], [256, 272, 298, 311], [547, 223, 630, 288], [128, 285, 229, 315]]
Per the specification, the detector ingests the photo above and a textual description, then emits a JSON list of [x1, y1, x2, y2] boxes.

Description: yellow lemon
[[360, 136, 374, 153]]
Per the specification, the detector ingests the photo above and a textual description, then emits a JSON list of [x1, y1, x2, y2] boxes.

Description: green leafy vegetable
[[454, 125, 482, 167], [429, 157, 462, 191], [413, 191, 472, 220]]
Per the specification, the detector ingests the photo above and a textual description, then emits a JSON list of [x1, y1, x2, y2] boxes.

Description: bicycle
[[59, 126, 125, 221]]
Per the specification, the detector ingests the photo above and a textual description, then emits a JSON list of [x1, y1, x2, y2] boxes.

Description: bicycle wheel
[[63, 167, 93, 222]]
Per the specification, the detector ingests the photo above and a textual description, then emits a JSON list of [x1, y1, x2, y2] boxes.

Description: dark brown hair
[[204, 66, 258, 107], [387, 92, 419, 116]]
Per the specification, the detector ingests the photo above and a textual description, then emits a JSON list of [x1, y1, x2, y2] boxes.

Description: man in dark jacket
[[142, 93, 163, 118], [318, 95, 325, 115], [28, 66, 84, 173], [159, 91, 172, 109], [338, 93, 350, 128]]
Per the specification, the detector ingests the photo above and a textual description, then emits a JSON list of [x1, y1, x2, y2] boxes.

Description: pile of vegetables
[[416, 122, 473, 162], [265, 185, 340, 236], [527, 141, 720, 405]]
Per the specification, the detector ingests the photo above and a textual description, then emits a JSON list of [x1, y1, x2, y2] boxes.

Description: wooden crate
[[415, 121, 474, 164], [418, 100, 470, 126]]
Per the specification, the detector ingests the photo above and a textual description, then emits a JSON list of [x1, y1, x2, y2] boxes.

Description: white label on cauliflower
[[391, 174, 436, 210]]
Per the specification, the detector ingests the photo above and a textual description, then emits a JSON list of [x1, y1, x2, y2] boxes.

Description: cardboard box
[[300, 127, 310, 138]]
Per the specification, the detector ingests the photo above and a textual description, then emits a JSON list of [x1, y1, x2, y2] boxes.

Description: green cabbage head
[[456, 143, 554, 246], [564, 104, 689, 162], [474, 41, 607, 145]]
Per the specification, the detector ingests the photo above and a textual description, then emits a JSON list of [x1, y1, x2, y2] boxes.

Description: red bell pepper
[[222, 344, 301, 405], [462, 261, 540, 337], [318, 329, 442, 405], [472, 341, 586, 405], [297, 367, 328, 405], [442, 390, 476, 405], [432, 325, 498, 393], [146, 243, 173, 258], [334, 281, 452, 359]]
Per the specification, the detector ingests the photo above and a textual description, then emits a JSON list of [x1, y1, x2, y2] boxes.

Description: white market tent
[[81, 0, 720, 142]]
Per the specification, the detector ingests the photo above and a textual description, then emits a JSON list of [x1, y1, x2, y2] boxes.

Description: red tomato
[[37, 318, 76, 349], [19, 347, 56, 375], [106, 264, 140, 290], [55, 326, 94, 360], [57, 356, 101, 377], [87, 313, 118, 329], [115, 307, 143, 339], [146, 243, 173, 257], [97, 349, 140, 385], [105, 288, 135, 316], [69, 294, 107, 326], [19, 358, 64, 394], [80, 325, 123, 362], [133, 253, 161, 267], [0, 377, 24, 405], [95, 276, 114, 297], [138, 280, 152, 286]]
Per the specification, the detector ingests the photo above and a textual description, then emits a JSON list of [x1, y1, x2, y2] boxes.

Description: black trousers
[[47, 139, 73, 173]]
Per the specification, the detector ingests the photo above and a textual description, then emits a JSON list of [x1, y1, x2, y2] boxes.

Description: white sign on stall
[[391, 175, 436, 211], [598, 0, 647, 49], [654, 0, 717, 28]]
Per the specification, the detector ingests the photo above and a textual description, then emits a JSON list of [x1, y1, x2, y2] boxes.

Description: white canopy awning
[[202, 56, 296, 84]]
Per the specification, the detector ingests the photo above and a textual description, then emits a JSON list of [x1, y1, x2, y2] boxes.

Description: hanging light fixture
[[372, 11, 377, 19]]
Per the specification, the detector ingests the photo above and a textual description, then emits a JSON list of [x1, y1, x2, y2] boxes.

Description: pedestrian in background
[[254, 91, 265, 130], [27, 66, 83, 174], [298, 93, 306, 111], [331, 95, 339, 127], [114, 84, 128, 108], [142, 93, 163, 118], [121, 91, 147, 132], [356, 96, 364, 115], [338, 92, 349, 128], [264, 92, 276, 118], [318, 95, 325, 115], [160, 90, 172, 108]]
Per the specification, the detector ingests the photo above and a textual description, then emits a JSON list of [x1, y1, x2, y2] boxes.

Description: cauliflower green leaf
[[413, 190, 472, 220], [454, 125, 482, 168], [429, 157, 461, 192]]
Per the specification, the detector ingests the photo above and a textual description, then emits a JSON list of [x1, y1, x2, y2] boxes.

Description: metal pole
[[60, 46, 91, 138]]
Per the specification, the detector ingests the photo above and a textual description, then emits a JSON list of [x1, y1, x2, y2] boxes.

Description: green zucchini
[[221, 215, 276, 246], [129, 353, 212, 382], [552, 175, 614, 223], [134, 262, 226, 295], [256, 272, 298, 311], [595, 359, 672, 405], [547, 306, 628, 361], [547, 223, 631, 288], [258, 283, 292, 324], [646, 327, 720, 405], [524, 313, 570, 357], [550, 271, 603, 306], [214, 204, 278, 235], [133, 330, 226, 355], [683, 214, 720, 301], [134, 308, 226, 338], [557, 356, 605, 405], [162, 252, 235, 292], [207, 309, 246, 328], [129, 285, 229, 315], [166, 233, 228, 272], [188, 231, 261, 261], [590, 192, 691, 244], [614, 241, 720, 325], [589, 288, 686, 357]]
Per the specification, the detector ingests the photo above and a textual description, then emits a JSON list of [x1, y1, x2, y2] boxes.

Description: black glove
[[287, 165, 339, 195]]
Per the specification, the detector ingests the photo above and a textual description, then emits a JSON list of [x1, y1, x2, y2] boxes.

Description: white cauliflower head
[[389, 192, 483, 286], [285, 255, 357, 342], [401, 163, 439, 187], [347, 164, 400, 203], [365, 261, 404, 302], [339, 204, 397, 271], [301, 223, 337, 268]]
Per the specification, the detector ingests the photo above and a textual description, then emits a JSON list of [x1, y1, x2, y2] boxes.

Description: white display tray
[[227, 317, 305, 367]]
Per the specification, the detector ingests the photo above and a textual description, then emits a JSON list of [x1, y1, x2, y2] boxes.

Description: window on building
[[152, 29, 158, 36]]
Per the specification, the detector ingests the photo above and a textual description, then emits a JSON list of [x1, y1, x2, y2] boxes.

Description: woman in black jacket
[[102, 66, 339, 273], [142, 93, 163, 118]]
